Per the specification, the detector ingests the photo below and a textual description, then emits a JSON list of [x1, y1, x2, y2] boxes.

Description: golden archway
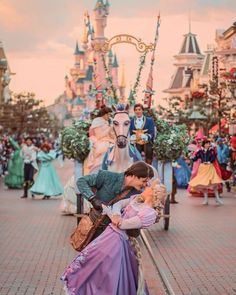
[[93, 34, 155, 53]]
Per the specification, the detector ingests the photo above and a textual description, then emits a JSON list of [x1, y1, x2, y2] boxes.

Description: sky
[[1, 0, 236, 106]]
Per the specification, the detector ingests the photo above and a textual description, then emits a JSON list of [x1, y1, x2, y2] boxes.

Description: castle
[[63, 0, 126, 119]]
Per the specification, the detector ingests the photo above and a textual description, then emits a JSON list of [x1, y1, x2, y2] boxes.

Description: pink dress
[[61, 197, 156, 295], [84, 117, 114, 174]]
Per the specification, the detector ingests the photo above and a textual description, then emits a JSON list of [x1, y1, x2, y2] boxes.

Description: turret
[[112, 54, 119, 88], [93, 0, 109, 40]]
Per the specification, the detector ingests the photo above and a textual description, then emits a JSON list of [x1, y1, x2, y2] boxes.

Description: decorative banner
[[93, 34, 155, 53]]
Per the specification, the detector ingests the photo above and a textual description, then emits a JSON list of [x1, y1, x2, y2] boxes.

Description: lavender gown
[[61, 197, 156, 295]]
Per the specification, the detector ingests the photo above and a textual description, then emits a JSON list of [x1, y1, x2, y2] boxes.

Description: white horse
[[102, 104, 142, 172], [60, 104, 147, 214]]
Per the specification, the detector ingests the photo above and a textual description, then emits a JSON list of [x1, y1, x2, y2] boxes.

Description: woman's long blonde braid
[[129, 237, 145, 295]]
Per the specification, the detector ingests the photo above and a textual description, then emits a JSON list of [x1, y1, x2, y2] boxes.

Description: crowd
[[1, 104, 236, 295], [0, 134, 63, 199]]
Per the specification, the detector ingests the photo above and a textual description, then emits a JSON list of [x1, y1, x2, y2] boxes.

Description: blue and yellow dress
[[189, 147, 222, 190]]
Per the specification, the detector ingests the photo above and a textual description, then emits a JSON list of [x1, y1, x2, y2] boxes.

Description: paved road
[[1, 159, 235, 295], [146, 186, 236, 295], [0, 160, 165, 295]]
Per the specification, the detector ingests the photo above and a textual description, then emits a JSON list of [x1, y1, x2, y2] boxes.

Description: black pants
[[24, 163, 34, 182], [135, 142, 153, 164]]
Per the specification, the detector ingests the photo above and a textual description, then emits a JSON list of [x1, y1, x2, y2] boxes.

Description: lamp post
[[205, 98, 213, 135]]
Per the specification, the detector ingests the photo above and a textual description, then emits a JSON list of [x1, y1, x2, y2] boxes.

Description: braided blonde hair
[[129, 237, 145, 295]]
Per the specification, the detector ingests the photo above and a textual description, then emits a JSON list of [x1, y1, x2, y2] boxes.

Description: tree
[[0, 92, 61, 136]]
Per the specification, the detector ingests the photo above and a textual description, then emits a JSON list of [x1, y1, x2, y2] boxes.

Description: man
[[129, 103, 155, 164], [77, 161, 154, 238], [216, 137, 230, 192], [20, 137, 38, 198]]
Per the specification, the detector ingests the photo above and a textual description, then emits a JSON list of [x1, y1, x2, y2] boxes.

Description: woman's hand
[[111, 214, 121, 227]]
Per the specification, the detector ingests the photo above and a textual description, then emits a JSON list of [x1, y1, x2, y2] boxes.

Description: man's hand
[[141, 134, 148, 141], [90, 197, 103, 212]]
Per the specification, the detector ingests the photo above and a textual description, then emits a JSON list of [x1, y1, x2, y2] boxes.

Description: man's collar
[[135, 115, 144, 120]]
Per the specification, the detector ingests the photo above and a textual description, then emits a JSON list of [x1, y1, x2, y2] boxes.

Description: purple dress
[[61, 197, 156, 295]]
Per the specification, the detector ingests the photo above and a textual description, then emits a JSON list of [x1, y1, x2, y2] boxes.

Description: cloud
[[2, 0, 236, 106]]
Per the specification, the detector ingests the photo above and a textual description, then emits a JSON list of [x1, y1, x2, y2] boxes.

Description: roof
[[112, 54, 119, 68], [74, 41, 84, 55], [76, 66, 93, 83], [168, 67, 193, 90], [180, 33, 201, 55], [85, 65, 93, 81], [73, 96, 84, 106]]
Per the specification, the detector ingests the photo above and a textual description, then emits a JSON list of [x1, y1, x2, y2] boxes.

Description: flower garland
[[101, 54, 118, 104], [131, 52, 147, 103]]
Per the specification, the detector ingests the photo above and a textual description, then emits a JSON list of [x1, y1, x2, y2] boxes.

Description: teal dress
[[30, 150, 63, 196], [4, 138, 24, 188]]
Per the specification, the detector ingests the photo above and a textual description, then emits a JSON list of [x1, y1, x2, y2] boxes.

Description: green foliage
[[153, 119, 190, 161], [60, 120, 91, 161], [0, 92, 61, 136]]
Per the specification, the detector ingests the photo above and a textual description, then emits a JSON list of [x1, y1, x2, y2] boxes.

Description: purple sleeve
[[119, 207, 156, 230]]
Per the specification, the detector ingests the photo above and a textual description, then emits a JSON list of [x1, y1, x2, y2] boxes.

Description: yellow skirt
[[189, 163, 222, 189]]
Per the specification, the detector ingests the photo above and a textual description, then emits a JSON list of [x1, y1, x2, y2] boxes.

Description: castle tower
[[164, 30, 204, 101], [92, 0, 110, 89], [93, 0, 109, 40]]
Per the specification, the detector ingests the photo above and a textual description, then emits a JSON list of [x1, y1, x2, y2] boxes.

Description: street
[[0, 159, 236, 295]]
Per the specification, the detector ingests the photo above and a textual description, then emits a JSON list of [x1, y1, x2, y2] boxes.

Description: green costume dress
[[30, 150, 63, 196], [4, 138, 24, 188]]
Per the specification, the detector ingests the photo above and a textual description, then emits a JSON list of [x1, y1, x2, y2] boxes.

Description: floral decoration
[[153, 119, 190, 161], [60, 120, 91, 161]]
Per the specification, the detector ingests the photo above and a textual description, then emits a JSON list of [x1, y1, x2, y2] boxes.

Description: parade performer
[[20, 137, 38, 198], [83, 106, 114, 175], [229, 135, 236, 186], [216, 137, 230, 192], [130, 103, 155, 164], [188, 139, 223, 205], [174, 156, 191, 189], [77, 161, 154, 239], [4, 137, 24, 189], [61, 180, 166, 295], [30, 143, 63, 199]]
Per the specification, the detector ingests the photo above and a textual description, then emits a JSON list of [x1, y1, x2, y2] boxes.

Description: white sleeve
[[102, 198, 131, 218]]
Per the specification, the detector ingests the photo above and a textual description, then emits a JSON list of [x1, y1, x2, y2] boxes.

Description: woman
[[30, 143, 63, 199], [188, 139, 223, 205], [61, 181, 166, 295], [4, 137, 24, 189], [83, 106, 114, 175]]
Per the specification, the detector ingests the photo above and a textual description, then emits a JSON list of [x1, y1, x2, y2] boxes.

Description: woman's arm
[[118, 207, 156, 230]]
